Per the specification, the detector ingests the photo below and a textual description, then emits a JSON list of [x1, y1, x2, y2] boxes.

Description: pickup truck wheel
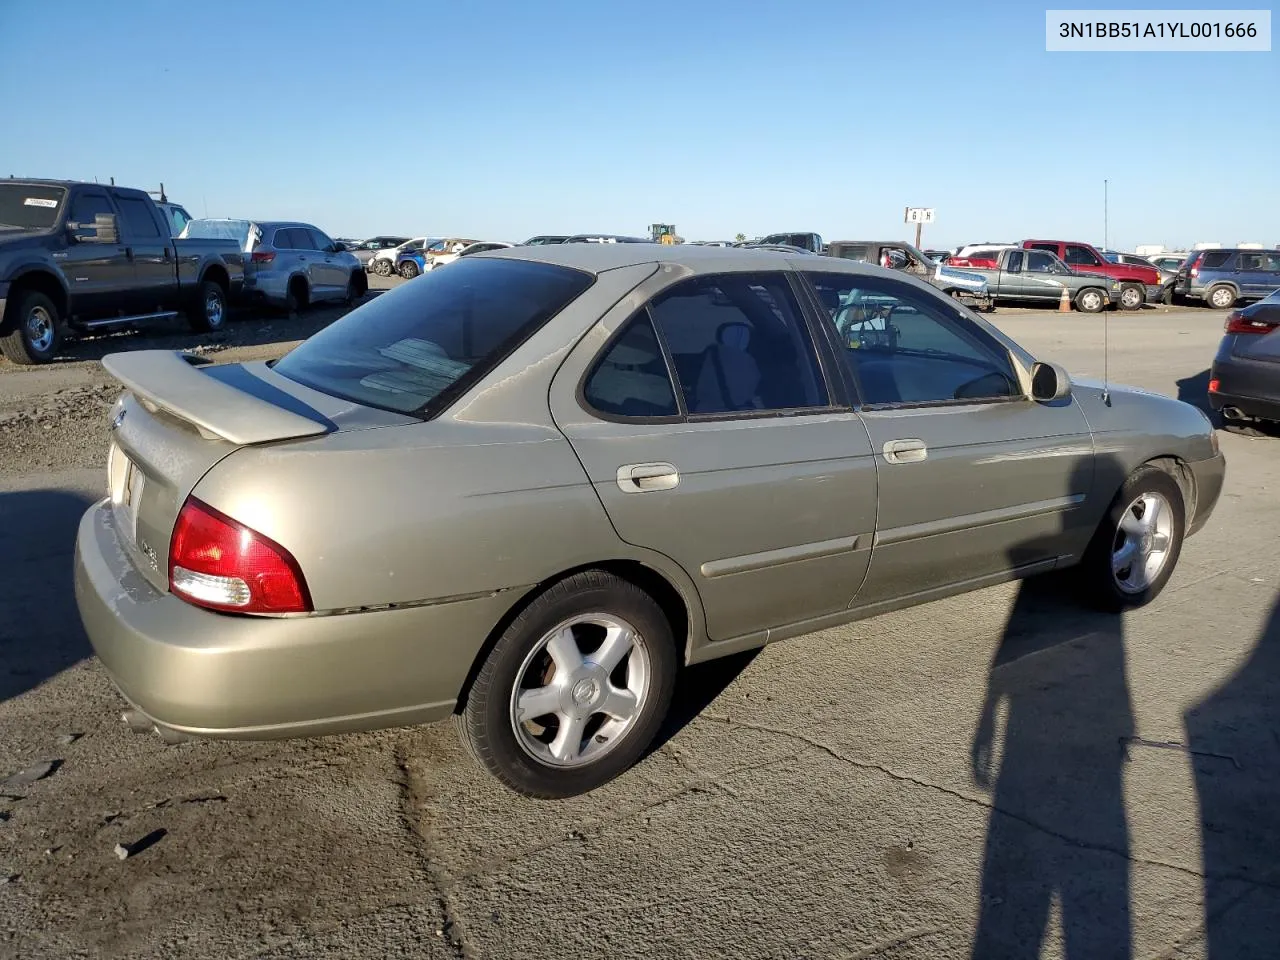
[[187, 280, 227, 332], [1077, 465, 1184, 612], [1207, 285, 1236, 309], [1075, 288, 1105, 313], [1118, 284, 1144, 311], [0, 290, 62, 365]]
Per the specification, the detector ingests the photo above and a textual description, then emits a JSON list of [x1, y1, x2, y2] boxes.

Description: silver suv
[[244, 221, 366, 313]]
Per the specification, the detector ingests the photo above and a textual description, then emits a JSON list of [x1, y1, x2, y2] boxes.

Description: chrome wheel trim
[[510, 614, 651, 768], [26, 306, 54, 352], [1211, 287, 1233, 308], [1111, 491, 1174, 594], [1081, 291, 1102, 311], [205, 288, 224, 327], [1121, 287, 1142, 309]]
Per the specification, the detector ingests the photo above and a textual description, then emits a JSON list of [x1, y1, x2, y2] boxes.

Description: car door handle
[[882, 439, 928, 464], [616, 462, 679, 493]]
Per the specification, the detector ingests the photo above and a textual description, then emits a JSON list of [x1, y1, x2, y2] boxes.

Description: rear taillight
[[250, 251, 275, 264], [168, 498, 311, 614], [1208, 378, 1221, 393], [1188, 255, 1201, 278], [1225, 311, 1280, 335]]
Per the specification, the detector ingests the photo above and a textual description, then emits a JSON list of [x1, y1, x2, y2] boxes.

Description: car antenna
[[1102, 306, 1111, 406]]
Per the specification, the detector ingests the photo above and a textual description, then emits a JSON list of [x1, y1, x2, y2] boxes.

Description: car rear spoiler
[[101, 350, 330, 446]]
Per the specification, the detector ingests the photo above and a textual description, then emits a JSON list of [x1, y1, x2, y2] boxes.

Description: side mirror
[[1031, 361, 1072, 402], [72, 212, 119, 244]]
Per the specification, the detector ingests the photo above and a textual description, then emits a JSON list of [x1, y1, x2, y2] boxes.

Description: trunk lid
[[101, 349, 413, 593]]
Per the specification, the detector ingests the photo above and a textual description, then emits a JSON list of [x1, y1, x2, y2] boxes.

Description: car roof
[[485, 242, 893, 276]]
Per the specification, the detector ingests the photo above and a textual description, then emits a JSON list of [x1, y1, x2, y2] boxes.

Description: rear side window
[[583, 314, 679, 418], [832, 245, 869, 262], [272, 228, 296, 249], [116, 197, 161, 238], [1005, 251, 1024, 271], [1029, 243, 1057, 254], [646, 273, 828, 415], [274, 257, 594, 416], [1201, 251, 1232, 269]]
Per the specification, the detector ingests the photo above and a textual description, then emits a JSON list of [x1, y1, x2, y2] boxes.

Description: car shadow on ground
[[0, 489, 96, 704], [646, 648, 760, 755], [1184, 593, 1280, 957], [42, 291, 387, 367]]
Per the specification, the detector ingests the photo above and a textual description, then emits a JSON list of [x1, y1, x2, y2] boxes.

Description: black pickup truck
[[0, 179, 245, 364]]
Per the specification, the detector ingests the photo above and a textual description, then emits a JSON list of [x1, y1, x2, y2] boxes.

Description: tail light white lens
[[168, 498, 311, 614]]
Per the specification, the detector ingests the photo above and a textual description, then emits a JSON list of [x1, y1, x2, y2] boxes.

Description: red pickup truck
[[1021, 240, 1160, 311]]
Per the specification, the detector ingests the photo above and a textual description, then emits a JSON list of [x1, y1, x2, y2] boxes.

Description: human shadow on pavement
[[1184, 593, 1280, 958], [0, 489, 95, 704], [970, 456, 1136, 959]]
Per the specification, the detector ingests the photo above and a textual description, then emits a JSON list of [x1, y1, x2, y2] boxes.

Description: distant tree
[[734, 233, 746, 243]]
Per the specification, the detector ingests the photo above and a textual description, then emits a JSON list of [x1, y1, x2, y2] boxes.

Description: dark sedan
[[1209, 289, 1280, 424]]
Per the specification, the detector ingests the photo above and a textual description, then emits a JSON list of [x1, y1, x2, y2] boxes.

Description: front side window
[[1064, 245, 1101, 266], [804, 272, 1018, 407], [274, 257, 594, 416], [582, 314, 679, 418], [308, 228, 334, 251], [69, 191, 115, 229], [646, 273, 828, 415], [1029, 243, 1057, 254]]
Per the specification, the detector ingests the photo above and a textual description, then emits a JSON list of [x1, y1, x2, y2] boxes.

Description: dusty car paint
[[74, 244, 1226, 743]]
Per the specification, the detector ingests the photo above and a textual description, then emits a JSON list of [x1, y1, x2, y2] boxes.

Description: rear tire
[[1075, 288, 1105, 313], [1207, 285, 1236, 309], [284, 277, 309, 318], [187, 279, 228, 332], [0, 290, 62, 365], [456, 571, 677, 798], [1118, 284, 1144, 311], [1076, 465, 1185, 612], [399, 260, 419, 279]]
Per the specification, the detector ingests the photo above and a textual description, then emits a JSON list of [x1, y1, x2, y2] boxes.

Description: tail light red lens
[[250, 251, 276, 264], [1225, 312, 1280, 335], [1208, 378, 1220, 393], [168, 498, 311, 614]]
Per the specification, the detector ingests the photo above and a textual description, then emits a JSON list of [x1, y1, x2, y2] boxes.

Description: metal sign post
[[904, 207, 936, 249]]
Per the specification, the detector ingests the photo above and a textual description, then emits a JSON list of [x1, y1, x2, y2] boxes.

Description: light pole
[[1104, 179, 1109, 250]]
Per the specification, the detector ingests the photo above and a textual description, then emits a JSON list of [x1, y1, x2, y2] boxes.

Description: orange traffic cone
[[1058, 285, 1072, 313]]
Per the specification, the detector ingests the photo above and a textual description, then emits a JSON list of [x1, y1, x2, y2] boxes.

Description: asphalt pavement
[[1, 290, 1277, 959]]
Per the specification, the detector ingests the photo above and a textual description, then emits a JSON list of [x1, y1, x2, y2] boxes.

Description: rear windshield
[[0, 183, 66, 230], [273, 257, 594, 416], [179, 218, 258, 251]]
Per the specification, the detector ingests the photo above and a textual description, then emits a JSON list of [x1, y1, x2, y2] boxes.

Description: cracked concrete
[[2, 304, 1279, 957]]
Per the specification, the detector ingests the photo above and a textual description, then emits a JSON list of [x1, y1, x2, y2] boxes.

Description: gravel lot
[[2, 282, 1277, 959]]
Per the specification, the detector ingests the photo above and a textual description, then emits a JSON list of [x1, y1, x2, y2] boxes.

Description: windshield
[[0, 183, 66, 230], [273, 257, 594, 416]]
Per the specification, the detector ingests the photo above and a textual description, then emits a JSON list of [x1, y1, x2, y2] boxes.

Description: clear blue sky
[[2, 0, 1275, 249]]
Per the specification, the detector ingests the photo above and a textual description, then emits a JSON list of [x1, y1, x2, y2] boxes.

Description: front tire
[[1118, 284, 1144, 311], [373, 258, 393, 277], [1077, 465, 1185, 612], [187, 279, 228, 332], [0, 290, 62, 365], [1075, 288, 1105, 313], [1207, 285, 1236, 309], [456, 571, 677, 798]]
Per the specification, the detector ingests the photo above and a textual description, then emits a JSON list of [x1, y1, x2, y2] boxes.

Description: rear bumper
[[1209, 354, 1280, 421], [1186, 452, 1226, 538], [74, 500, 514, 740]]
